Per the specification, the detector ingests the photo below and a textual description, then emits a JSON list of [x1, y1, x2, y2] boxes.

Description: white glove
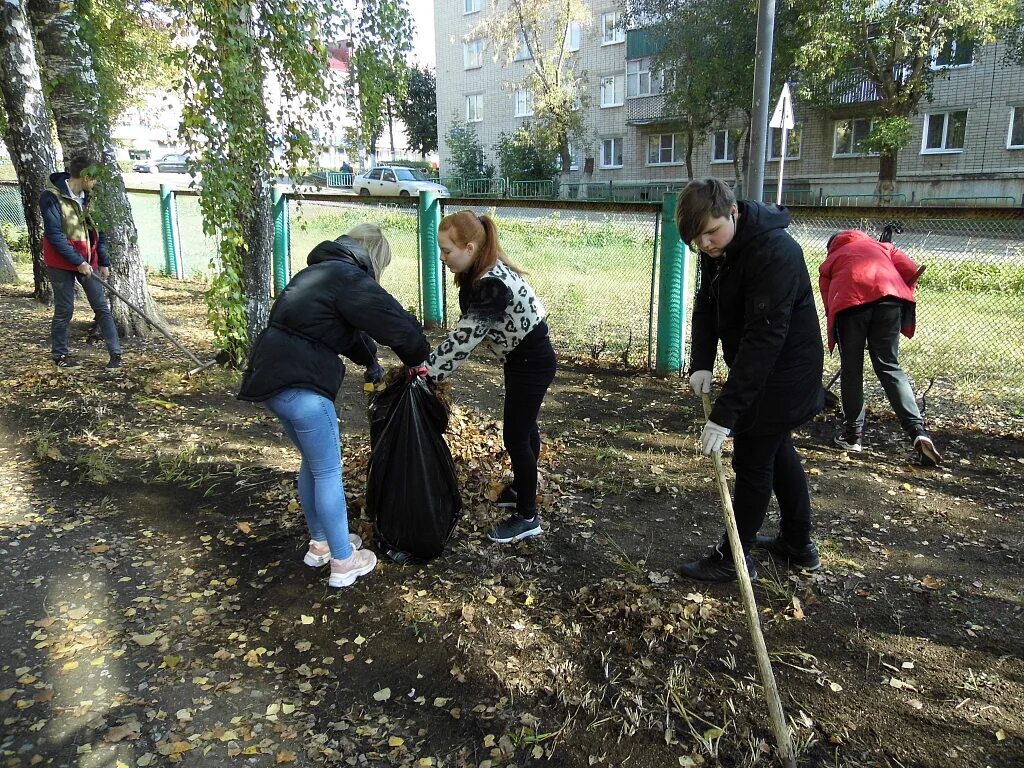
[[689, 369, 713, 396], [700, 420, 730, 456]]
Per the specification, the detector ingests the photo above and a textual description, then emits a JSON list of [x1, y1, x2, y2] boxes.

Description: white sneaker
[[328, 548, 377, 588], [303, 534, 363, 567]]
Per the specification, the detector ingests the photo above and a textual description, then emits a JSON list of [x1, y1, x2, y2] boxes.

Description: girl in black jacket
[[423, 211, 556, 545], [239, 225, 429, 587]]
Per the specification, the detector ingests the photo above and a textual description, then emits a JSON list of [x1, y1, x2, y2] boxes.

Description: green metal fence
[[2, 180, 1023, 392]]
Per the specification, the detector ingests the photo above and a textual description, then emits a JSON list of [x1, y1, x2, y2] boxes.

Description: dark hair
[[439, 211, 524, 287], [675, 178, 736, 244], [67, 154, 100, 179], [826, 232, 841, 251]]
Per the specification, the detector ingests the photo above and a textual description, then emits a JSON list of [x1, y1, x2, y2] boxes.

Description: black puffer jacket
[[238, 237, 429, 403], [690, 201, 824, 436]]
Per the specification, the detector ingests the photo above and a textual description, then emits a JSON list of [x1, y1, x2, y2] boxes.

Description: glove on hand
[[689, 369, 713, 396], [700, 420, 730, 456], [364, 362, 385, 384], [407, 365, 428, 378]]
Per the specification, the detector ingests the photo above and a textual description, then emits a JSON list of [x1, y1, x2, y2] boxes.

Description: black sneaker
[[833, 428, 863, 452], [754, 535, 822, 571], [54, 355, 81, 369], [488, 513, 542, 543], [676, 543, 758, 583], [913, 435, 941, 467], [105, 354, 123, 370], [494, 485, 518, 508]]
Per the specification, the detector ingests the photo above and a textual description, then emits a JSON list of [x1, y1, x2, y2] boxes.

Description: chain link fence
[[2, 180, 1022, 393]]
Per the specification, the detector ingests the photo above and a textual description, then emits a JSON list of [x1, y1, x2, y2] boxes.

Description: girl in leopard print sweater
[[423, 211, 556, 545]]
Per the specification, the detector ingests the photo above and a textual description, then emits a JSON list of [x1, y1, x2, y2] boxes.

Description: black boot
[[754, 535, 821, 571], [676, 542, 758, 583]]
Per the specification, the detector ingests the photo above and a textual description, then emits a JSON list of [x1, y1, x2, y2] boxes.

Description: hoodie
[[689, 201, 824, 435]]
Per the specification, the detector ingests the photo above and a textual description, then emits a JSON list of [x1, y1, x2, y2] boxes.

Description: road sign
[[769, 83, 795, 130]]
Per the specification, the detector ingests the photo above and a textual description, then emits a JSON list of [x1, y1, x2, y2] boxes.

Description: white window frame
[[463, 39, 483, 70], [465, 94, 483, 123], [600, 12, 625, 45], [600, 137, 623, 168], [711, 130, 734, 163], [921, 110, 967, 154], [565, 20, 581, 52], [646, 133, 684, 166], [768, 125, 802, 160], [833, 118, 877, 157], [513, 31, 532, 61], [626, 58, 655, 98], [1008, 106, 1024, 150], [513, 89, 533, 117], [600, 74, 624, 108], [463, 0, 480, 14]]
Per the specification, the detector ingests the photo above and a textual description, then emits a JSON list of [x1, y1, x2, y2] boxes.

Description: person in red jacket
[[819, 229, 941, 466], [40, 154, 122, 370]]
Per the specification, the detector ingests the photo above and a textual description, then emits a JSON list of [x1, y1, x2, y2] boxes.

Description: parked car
[[352, 166, 449, 197], [133, 153, 189, 173]]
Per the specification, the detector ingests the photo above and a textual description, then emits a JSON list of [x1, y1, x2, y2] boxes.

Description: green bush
[[1, 222, 30, 263], [444, 118, 493, 179], [494, 125, 558, 182]]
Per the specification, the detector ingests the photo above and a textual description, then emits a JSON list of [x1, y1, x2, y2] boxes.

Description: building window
[[768, 126, 801, 160], [513, 89, 533, 117], [922, 110, 967, 153], [933, 35, 975, 68], [566, 21, 581, 52], [647, 133, 684, 165], [600, 75, 624, 108], [465, 94, 483, 122], [626, 58, 656, 98], [513, 31, 532, 61], [711, 130, 734, 163], [833, 118, 876, 157], [600, 12, 625, 45], [600, 138, 623, 168], [463, 0, 480, 14], [463, 40, 483, 69], [1009, 107, 1024, 149], [556, 145, 581, 172]]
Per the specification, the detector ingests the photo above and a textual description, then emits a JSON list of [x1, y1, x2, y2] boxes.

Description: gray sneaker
[[488, 513, 542, 544]]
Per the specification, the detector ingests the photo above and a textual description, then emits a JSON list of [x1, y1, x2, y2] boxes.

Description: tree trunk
[[685, 127, 695, 180], [0, 224, 18, 283], [242, 172, 273, 344], [27, 0, 159, 337], [386, 97, 396, 160], [558, 137, 572, 199], [0, 0, 55, 302], [877, 149, 899, 199]]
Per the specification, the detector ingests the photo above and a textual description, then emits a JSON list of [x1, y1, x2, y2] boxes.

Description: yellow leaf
[[388, 736, 405, 747], [373, 687, 391, 701], [996, 729, 1006, 741], [300, 615, 314, 625], [62, 661, 79, 671], [237, 522, 252, 534], [162, 656, 181, 669], [275, 750, 297, 764], [132, 633, 158, 647], [485, 595, 497, 605]]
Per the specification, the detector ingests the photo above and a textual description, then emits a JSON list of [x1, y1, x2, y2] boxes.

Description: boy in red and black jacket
[[40, 154, 122, 369]]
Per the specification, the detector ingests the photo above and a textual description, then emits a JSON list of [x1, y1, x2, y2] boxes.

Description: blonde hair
[[438, 211, 523, 287], [346, 223, 392, 281]]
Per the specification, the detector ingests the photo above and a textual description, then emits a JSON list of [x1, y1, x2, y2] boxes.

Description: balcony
[[626, 94, 684, 126]]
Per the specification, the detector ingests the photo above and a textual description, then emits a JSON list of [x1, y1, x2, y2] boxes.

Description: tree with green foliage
[[475, 0, 590, 193], [494, 125, 559, 181], [28, 0, 159, 333], [795, 0, 1018, 194], [396, 65, 438, 157], [349, 0, 414, 165], [445, 118, 493, 179], [623, 0, 803, 187], [166, 0, 343, 358], [0, 0, 57, 301]]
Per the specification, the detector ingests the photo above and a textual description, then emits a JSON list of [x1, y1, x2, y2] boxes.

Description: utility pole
[[746, 0, 777, 202]]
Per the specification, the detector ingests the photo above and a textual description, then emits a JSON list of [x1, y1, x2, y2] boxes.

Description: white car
[[353, 166, 450, 198]]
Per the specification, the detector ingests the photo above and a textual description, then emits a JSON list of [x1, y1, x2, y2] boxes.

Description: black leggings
[[502, 337, 557, 517]]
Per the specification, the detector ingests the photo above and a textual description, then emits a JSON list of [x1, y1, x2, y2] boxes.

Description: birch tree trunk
[[27, 0, 159, 336], [0, 224, 18, 284], [0, 0, 56, 302]]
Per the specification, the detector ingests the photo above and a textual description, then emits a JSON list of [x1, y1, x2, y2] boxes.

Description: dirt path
[[0, 276, 1022, 768]]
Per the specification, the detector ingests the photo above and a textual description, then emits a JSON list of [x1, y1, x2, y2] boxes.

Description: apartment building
[[434, 0, 1024, 203]]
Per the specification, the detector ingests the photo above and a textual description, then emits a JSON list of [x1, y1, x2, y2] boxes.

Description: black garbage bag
[[367, 375, 462, 561]]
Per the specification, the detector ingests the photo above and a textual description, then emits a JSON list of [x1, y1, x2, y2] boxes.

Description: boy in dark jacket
[[41, 154, 122, 369], [674, 178, 824, 582]]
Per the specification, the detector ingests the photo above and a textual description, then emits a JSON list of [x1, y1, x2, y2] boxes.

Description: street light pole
[[746, 0, 777, 202]]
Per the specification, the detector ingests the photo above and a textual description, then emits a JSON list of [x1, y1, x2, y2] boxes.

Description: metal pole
[[702, 393, 797, 768], [418, 191, 443, 328], [655, 193, 685, 374], [746, 0, 777, 203]]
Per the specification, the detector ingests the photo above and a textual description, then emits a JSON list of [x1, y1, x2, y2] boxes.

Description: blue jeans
[[264, 388, 353, 560], [47, 267, 121, 358]]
